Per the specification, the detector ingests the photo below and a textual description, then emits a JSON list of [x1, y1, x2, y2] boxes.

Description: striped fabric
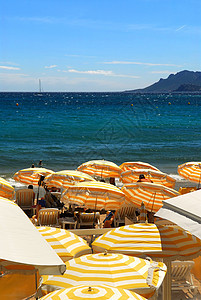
[[41, 253, 167, 298], [38, 208, 60, 227], [0, 177, 15, 199], [37, 227, 91, 262], [120, 169, 176, 188], [40, 285, 147, 300], [16, 189, 34, 210], [178, 162, 201, 184], [92, 223, 201, 260], [44, 170, 95, 189], [139, 202, 146, 223], [119, 162, 160, 172], [121, 182, 179, 213], [13, 167, 54, 186], [77, 160, 122, 178], [61, 181, 125, 211]]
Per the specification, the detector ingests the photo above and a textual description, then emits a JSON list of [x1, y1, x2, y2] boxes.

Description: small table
[[60, 217, 77, 229]]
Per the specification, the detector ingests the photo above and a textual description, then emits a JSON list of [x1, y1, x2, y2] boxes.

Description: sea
[[1, 92, 201, 189]]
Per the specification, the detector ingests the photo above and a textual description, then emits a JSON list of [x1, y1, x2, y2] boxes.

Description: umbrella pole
[[162, 259, 171, 300], [198, 174, 201, 189]]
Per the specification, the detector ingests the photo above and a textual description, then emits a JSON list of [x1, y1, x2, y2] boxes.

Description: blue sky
[[0, 0, 200, 92]]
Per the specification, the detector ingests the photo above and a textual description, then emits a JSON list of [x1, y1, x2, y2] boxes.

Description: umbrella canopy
[[119, 162, 160, 172], [61, 181, 125, 211], [0, 197, 65, 275], [92, 223, 201, 260], [77, 160, 122, 179], [40, 285, 147, 300], [41, 252, 167, 298], [121, 182, 179, 213], [178, 162, 201, 185], [120, 169, 176, 188], [0, 177, 15, 199], [44, 170, 95, 189], [155, 189, 201, 241], [37, 226, 91, 262], [13, 167, 54, 186]]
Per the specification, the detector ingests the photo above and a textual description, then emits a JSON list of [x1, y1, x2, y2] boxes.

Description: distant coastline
[[125, 70, 201, 94]]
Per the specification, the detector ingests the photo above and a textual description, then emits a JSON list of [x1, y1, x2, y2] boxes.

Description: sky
[[0, 0, 201, 92]]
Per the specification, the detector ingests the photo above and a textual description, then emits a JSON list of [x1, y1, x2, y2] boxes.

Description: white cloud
[[68, 69, 113, 75], [103, 61, 181, 67], [176, 25, 186, 31], [0, 66, 20, 70], [151, 71, 176, 74], [45, 65, 57, 69], [68, 69, 139, 78]]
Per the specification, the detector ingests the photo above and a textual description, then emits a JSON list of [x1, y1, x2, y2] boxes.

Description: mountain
[[126, 70, 201, 93]]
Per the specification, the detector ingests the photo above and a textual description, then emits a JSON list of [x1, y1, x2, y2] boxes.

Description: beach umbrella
[[61, 181, 125, 211], [92, 223, 201, 300], [0, 177, 15, 199], [120, 169, 176, 188], [155, 189, 201, 241], [178, 162, 201, 187], [92, 223, 201, 260], [40, 285, 147, 300], [13, 167, 54, 186], [77, 160, 122, 179], [0, 196, 65, 276], [37, 226, 92, 262], [44, 170, 95, 189], [41, 252, 167, 298], [119, 162, 160, 172], [121, 182, 179, 213]]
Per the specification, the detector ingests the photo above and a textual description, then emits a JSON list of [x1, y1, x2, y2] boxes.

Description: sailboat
[[38, 79, 43, 95]]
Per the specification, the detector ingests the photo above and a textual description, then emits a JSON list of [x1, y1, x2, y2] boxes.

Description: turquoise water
[[1, 92, 201, 182]]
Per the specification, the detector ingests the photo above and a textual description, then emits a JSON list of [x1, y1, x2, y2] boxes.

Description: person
[[103, 211, 114, 228], [43, 185, 63, 208], [28, 184, 35, 201], [38, 160, 43, 167], [137, 174, 153, 183], [109, 177, 115, 185]]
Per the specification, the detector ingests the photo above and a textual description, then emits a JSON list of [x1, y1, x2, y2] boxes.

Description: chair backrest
[[79, 212, 100, 225], [38, 208, 60, 226], [172, 260, 195, 281], [16, 189, 34, 209], [116, 203, 137, 222]]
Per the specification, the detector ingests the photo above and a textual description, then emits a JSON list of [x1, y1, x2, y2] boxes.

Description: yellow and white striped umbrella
[[44, 170, 95, 189], [178, 162, 201, 184], [121, 182, 179, 213], [0, 177, 15, 199], [13, 167, 54, 186], [37, 226, 91, 262], [77, 160, 122, 179], [41, 252, 167, 298], [120, 169, 176, 188], [61, 181, 125, 211], [119, 162, 160, 172], [92, 223, 201, 260], [40, 285, 147, 300]]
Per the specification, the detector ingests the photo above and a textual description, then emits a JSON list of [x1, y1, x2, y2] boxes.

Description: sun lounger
[[114, 203, 137, 227], [179, 187, 197, 194], [171, 260, 197, 293], [77, 212, 100, 228], [37, 208, 60, 227], [15, 189, 35, 215]]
